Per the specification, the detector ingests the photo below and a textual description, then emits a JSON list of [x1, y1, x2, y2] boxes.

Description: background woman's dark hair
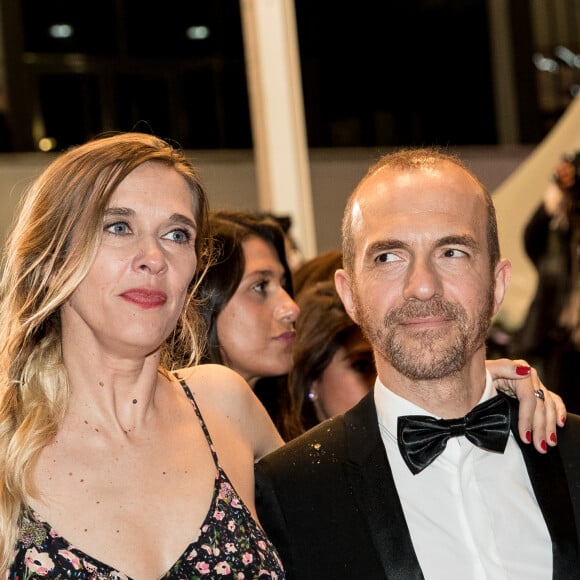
[[292, 249, 343, 298], [196, 210, 294, 366]]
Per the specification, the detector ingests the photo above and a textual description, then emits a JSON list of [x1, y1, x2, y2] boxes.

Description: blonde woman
[[0, 133, 284, 578]]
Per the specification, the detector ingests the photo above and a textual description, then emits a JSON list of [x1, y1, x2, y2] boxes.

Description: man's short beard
[[356, 294, 494, 381]]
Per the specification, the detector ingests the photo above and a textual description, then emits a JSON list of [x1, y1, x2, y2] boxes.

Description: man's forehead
[[347, 163, 487, 253], [352, 163, 482, 214]]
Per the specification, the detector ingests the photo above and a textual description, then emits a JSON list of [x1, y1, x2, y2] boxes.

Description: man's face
[[336, 162, 510, 381]]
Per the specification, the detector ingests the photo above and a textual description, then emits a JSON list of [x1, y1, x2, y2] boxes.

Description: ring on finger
[[534, 389, 545, 401]]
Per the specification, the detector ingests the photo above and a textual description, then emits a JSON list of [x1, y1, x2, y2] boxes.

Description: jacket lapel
[[505, 396, 580, 578], [342, 393, 424, 580]]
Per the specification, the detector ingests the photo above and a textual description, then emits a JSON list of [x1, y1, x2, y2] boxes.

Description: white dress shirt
[[375, 371, 552, 579]]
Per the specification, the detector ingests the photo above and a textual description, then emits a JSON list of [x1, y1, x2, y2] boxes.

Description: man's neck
[[375, 357, 488, 419]]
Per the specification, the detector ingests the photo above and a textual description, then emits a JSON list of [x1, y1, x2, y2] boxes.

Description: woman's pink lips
[[274, 331, 296, 344], [120, 288, 167, 309]]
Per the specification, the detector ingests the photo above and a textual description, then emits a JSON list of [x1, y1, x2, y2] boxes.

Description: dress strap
[[178, 378, 220, 468]]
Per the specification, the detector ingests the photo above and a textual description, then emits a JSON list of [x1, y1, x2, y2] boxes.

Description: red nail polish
[[550, 433, 557, 443], [516, 365, 531, 376], [541, 440, 547, 451], [525, 431, 532, 442], [561, 416, 567, 425]]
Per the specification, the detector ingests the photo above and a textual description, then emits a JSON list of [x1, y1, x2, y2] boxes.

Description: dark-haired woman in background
[[196, 210, 300, 439]]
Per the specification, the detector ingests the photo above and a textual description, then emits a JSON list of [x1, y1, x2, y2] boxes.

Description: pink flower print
[[213, 509, 226, 521], [258, 571, 272, 577], [49, 529, 59, 538], [201, 544, 212, 555], [24, 547, 54, 576], [187, 549, 198, 561], [218, 481, 234, 502], [212, 547, 221, 557], [225, 542, 237, 553], [58, 550, 81, 570], [236, 574, 246, 580], [231, 497, 242, 509], [84, 561, 97, 573], [242, 552, 254, 566], [196, 561, 211, 575], [257, 540, 267, 551], [214, 561, 231, 575], [227, 519, 236, 532]]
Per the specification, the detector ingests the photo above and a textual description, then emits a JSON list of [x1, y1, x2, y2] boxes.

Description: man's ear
[[335, 268, 359, 324], [492, 258, 511, 316]]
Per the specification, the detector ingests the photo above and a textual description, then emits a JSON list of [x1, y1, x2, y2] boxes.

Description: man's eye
[[376, 252, 398, 263], [105, 222, 129, 235], [443, 249, 467, 258]]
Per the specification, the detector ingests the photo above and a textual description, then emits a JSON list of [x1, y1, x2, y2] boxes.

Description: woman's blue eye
[[164, 229, 191, 243], [105, 222, 129, 235]]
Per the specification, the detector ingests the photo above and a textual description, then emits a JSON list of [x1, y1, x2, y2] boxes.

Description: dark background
[[0, 0, 577, 152]]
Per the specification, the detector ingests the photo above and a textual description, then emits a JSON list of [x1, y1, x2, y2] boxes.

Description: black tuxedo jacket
[[256, 392, 580, 579]]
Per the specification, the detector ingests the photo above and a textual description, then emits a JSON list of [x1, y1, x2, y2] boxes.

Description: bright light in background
[[186, 25, 210, 40], [532, 52, 560, 73], [48, 24, 74, 39], [554, 45, 580, 68], [38, 137, 57, 152]]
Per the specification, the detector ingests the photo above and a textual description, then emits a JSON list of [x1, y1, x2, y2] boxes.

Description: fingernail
[[561, 416, 567, 425], [550, 432, 557, 443], [516, 365, 531, 376], [541, 440, 547, 451], [525, 431, 532, 442]]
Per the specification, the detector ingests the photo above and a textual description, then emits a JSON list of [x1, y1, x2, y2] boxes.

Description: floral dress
[[8, 380, 285, 579]]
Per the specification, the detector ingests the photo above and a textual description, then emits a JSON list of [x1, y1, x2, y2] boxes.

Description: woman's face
[[310, 330, 376, 421], [60, 162, 199, 359], [216, 235, 300, 387]]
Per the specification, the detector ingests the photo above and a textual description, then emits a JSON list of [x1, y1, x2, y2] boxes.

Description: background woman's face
[[216, 236, 299, 387], [311, 330, 376, 421]]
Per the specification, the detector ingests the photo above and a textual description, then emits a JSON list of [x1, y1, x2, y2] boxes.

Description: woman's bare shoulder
[[174, 364, 284, 458], [174, 364, 255, 408]]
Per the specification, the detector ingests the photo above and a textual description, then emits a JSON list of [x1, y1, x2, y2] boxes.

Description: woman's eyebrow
[[104, 207, 133, 217], [169, 213, 197, 231]]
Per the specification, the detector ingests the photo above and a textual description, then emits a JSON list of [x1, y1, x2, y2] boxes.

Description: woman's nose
[[133, 237, 168, 275], [276, 290, 300, 323]]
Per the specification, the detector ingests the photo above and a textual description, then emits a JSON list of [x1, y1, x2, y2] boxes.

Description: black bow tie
[[397, 395, 511, 475]]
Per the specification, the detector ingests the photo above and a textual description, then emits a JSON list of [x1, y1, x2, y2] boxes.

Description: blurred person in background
[[513, 151, 580, 412], [288, 279, 375, 436]]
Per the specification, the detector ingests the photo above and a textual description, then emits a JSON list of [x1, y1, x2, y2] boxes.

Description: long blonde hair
[[0, 132, 211, 571]]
